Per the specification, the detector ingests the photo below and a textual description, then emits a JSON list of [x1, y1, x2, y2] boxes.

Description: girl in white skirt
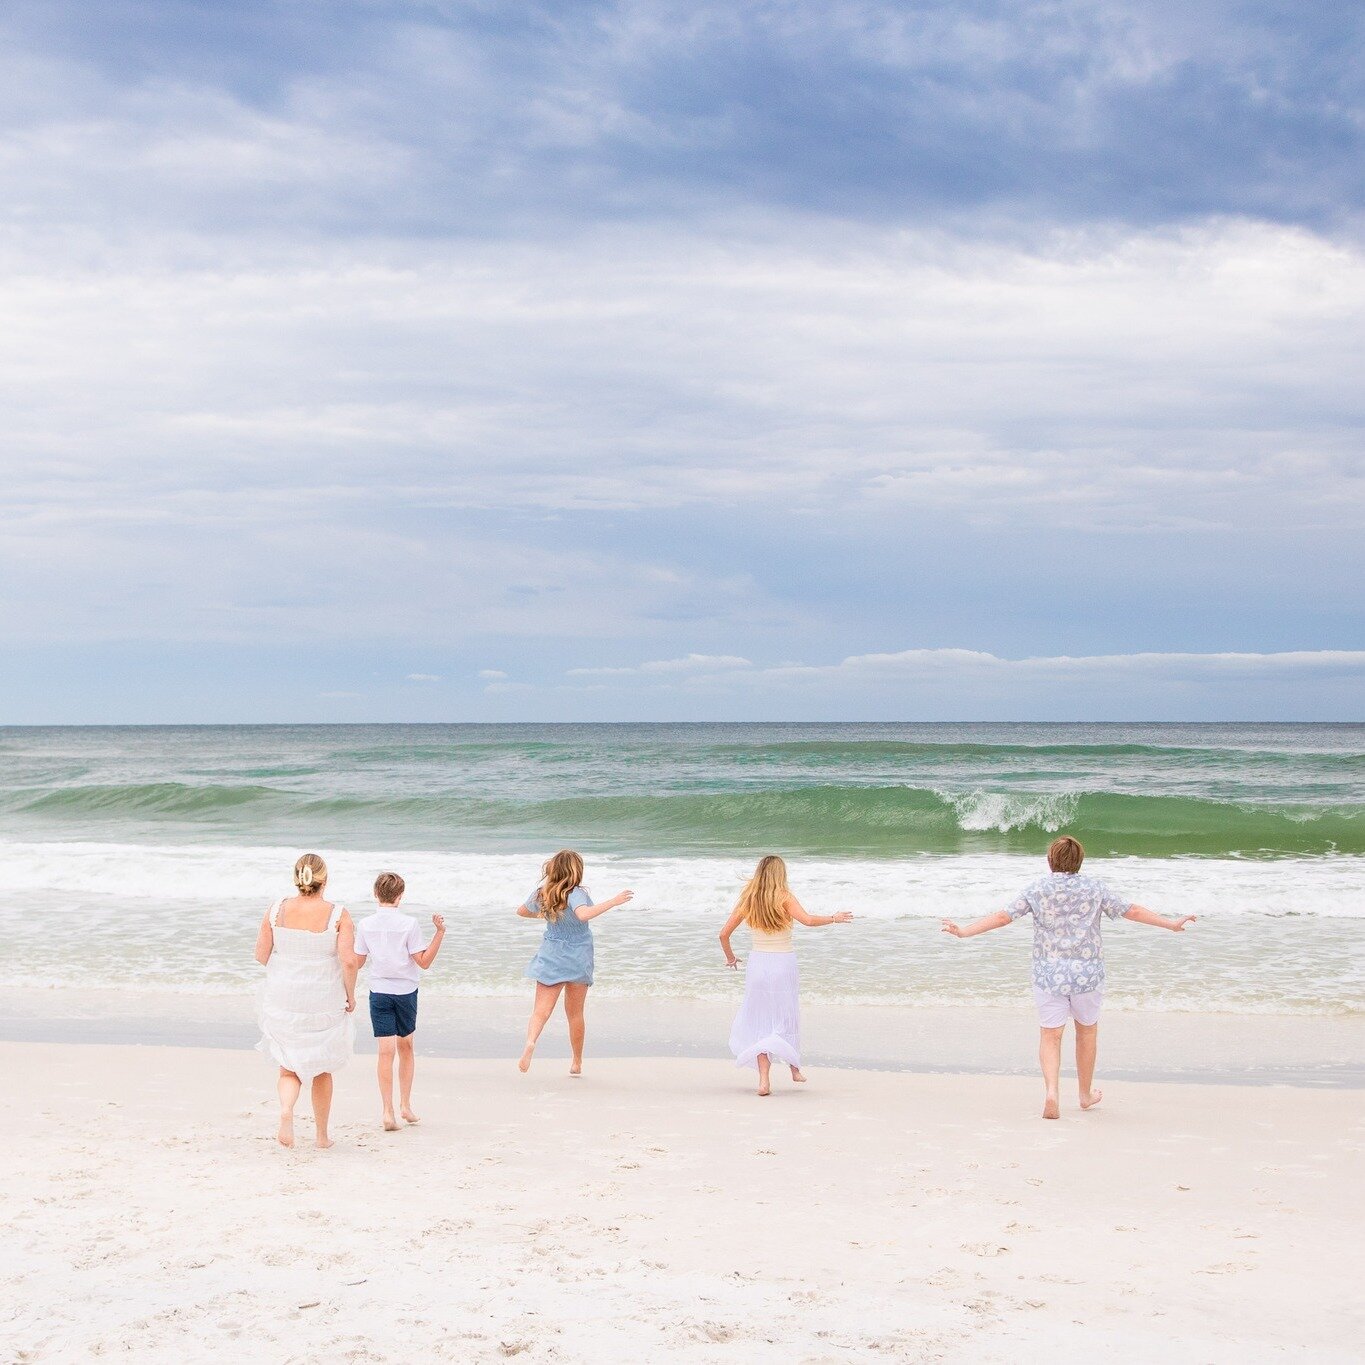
[[719, 855, 853, 1096]]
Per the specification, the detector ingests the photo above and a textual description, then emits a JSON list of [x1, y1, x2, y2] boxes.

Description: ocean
[[2, 722, 1362, 1016]]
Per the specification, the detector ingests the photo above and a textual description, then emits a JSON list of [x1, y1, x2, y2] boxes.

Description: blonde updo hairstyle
[[536, 849, 585, 922], [293, 852, 328, 896]]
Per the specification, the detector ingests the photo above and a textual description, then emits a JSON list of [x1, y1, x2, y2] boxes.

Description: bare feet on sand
[[569, 1061, 582, 1076], [383, 1112, 400, 1131], [277, 1114, 295, 1149], [401, 1107, 420, 1124], [1043, 1095, 1060, 1120], [316, 1135, 334, 1150], [790, 1067, 806, 1083], [1080, 1088, 1104, 1110], [757, 1081, 771, 1097], [518, 1045, 534, 1073]]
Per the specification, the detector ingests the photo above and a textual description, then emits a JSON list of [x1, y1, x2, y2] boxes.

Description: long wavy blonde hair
[[736, 855, 792, 934], [536, 849, 585, 922]]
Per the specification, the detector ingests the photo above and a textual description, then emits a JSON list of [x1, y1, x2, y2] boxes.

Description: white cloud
[[405, 672, 441, 682], [568, 653, 753, 677], [477, 669, 509, 680], [539, 647, 1365, 719]]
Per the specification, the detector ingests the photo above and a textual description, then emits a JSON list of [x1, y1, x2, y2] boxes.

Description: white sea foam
[[4, 840, 1361, 1011], [1, 839, 1362, 919], [941, 790, 1079, 834]]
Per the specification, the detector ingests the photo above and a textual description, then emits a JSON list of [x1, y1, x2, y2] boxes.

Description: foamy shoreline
[[6, 989, 1364, 1087], [5, 1041, 1361, 1362]]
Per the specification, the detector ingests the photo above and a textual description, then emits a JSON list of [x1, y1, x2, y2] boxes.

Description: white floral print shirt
[[1007, 872, 1132, 994]]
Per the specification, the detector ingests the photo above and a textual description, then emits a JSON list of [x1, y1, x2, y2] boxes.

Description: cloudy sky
[[2, 0, 1362, 722]]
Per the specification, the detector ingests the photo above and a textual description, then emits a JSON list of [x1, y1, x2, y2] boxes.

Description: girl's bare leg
[[311, 1072, 334, 1148], [520, 983, 564, 1072], [397, 1035, 418, 1121], [563, 983, 588, 1075], [277, 1069, 301, 1148], [757, 1053, 771, 1097], [377, 1038, 399, 1129], [1039, 1027, 1064, 1119]]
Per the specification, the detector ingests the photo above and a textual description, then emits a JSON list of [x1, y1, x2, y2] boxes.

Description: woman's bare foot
[[790, 1067, 806, 1083], [315, 1135, 334, 1150], [518, 1044, 535, 1073], [757, 1081, 771, 1096], [569, 1060, 582, 1076], [277, 1113, 295, 1149], [1042, 1095, 1060, 1120], [400, 1107, 420, 1124], [383, 1111, 400, 1132], [1080, 1088, 1103, 1110]]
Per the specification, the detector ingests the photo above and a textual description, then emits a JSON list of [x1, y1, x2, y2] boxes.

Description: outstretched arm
[[1124, 904, 1196, 931], [516, 901, 540, 919], [787, 896, 853, 927], [253, 910, 273, 966], [719, 906, 745, 967], [575, 890, 633, 922], [941, 910, 1012, 939]]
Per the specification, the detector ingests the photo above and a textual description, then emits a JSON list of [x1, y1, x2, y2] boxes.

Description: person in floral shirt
[[941, 836, 1195, 1119]]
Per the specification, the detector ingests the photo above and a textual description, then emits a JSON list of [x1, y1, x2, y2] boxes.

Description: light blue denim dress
[[523, 886, 595, 985]]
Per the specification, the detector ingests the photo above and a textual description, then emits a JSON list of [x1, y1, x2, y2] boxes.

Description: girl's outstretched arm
[[575, 890, 633, 922], [787, 896, 853, 927], [253, 910, 273, 966], [516, 902, 540, 918], [941, 911, 1011, 939], [1124, 905, 1196, 931], [719, 906, 745, 967]]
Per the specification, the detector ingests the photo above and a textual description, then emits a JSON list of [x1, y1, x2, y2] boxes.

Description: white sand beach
[[4, 1041, 1361, 1362]]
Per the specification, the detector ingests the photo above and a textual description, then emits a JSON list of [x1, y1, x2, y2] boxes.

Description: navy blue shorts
[[369, 989, 418, 1038]]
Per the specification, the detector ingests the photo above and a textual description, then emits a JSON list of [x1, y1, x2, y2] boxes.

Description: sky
[[1, 0, 1363, 722]]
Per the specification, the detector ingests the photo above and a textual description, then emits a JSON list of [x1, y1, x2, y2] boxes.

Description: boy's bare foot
[[1042, 1095, 1060, 1120], [316, 1135, 334, 1149], [518, 1045, 534, 1073], [569, 1061, 582, 1076], [400, 1107, 420, 1124], [383, 1112, 400, 1131], [277, 1114, 295, 1149], [1080, 1088, 1103, 1110], [790, 1067, 806, 1083]]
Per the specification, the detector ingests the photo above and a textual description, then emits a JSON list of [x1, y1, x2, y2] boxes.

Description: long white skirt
[[729, 951, 801, 1071]]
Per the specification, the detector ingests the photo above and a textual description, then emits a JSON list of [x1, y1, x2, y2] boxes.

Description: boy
[[351, 872, 446, 1131], [941, 835, 1194, 1119]]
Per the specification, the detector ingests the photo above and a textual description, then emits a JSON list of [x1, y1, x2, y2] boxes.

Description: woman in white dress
[[254, 853, 357, 1149], [719, 855, 853, 1097]]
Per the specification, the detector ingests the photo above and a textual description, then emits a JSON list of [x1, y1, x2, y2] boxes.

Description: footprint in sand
[[960, 1243, 1010, 1258]]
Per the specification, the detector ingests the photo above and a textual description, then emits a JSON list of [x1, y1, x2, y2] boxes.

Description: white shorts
[[1033, 986, 1103, 1028]]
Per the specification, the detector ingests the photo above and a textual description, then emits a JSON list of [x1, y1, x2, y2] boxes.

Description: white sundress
[[257, 899, 354, 1084]]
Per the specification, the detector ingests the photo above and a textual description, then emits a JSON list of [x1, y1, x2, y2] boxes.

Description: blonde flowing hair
[[537, 849, 585, 922], [293, 852, 328, 896], [736, 855, 792, 934]]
